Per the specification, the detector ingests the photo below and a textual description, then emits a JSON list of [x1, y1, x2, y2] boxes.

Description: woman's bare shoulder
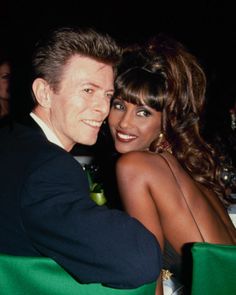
[[116, 151, 178, 177], [117, 151, 162, 166]]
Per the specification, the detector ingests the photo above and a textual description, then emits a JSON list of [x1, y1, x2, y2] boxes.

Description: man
[[0, 27, 162, 288]]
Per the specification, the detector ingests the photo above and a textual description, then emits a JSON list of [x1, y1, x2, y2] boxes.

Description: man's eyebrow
[[81, 81, 114, 92]]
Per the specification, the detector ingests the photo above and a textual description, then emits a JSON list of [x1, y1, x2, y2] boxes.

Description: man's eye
[[83, 88, 93, 94], [106, 93, 113, 100]]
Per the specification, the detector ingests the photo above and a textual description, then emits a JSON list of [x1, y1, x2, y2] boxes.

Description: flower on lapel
[[84, 164, 107, 206]]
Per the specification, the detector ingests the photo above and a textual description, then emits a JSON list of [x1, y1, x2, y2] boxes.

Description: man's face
[[48, 55, 114, 150]]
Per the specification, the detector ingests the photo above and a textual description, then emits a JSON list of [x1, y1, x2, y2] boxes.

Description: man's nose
[[94, 95, 110, 117]]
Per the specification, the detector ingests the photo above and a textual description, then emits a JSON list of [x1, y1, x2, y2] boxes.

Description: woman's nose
[[118, 112, 133, 129]]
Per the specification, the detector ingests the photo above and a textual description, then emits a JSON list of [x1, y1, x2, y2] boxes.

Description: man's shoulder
[[0, 119, 45, 147], [0, 118, 67, 162]]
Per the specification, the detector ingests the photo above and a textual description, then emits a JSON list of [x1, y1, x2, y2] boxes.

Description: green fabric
[[0, 253, 156, 295], [191, 242, 236, 295]]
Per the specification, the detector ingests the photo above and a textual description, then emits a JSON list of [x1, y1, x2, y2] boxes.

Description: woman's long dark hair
[[114, 35, 228, 205]]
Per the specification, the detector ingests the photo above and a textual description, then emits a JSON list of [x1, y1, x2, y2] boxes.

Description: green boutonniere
[[85, 165, 107, 206]]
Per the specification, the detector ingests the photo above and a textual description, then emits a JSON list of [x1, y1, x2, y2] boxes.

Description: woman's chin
[[115, 145, 132, 154]]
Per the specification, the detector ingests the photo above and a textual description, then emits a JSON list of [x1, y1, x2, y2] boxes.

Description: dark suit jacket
[[0, 118, 162, 288]]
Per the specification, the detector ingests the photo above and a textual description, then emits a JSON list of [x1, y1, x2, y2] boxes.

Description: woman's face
[[108, 97, 162, 153], [0, 62, 11, 99]]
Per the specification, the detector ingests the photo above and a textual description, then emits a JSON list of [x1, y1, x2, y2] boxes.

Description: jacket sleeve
[[20, 152, 162, 289]]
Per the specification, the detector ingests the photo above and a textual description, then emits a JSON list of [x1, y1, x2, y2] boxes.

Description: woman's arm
[[116, 152, 165, 250]]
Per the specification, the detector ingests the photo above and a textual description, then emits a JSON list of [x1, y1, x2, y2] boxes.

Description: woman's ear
[[32, 78, 52, 108]]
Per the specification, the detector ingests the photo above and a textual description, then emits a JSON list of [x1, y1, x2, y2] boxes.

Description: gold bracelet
[[161, 269, 173, 281]]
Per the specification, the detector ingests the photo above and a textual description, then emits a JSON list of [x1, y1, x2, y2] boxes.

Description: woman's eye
[[112, 101, 124, 110], [1, 74, 10, 80], [137, 109, 151, 117]]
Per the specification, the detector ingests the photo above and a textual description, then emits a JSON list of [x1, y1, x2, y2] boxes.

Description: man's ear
[[32, 78, 52, 108]]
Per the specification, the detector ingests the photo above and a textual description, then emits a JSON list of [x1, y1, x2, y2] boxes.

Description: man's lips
[[82, 119, 103, 128]]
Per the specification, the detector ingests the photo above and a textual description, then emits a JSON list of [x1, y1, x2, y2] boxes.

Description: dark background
[[1, 0, 236, 131]]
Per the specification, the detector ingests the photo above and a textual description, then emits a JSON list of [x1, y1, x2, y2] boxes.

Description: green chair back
[[0, 253, 156, 295], [191, 242, 236, 295]]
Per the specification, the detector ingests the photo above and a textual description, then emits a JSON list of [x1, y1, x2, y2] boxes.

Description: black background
[[1, 0, 236, 130]]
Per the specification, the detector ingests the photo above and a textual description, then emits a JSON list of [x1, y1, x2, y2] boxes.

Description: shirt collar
[[30, 112, 65, 149]]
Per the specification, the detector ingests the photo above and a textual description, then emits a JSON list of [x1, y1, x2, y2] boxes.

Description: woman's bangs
[[115, 67, 166, 110]]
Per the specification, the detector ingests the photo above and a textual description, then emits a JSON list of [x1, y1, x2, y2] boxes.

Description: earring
[[150, 132, 172, 154], [156, 132, 164, 147]]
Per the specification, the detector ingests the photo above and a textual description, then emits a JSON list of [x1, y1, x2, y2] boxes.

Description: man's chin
[[81, 137, 98, 146]]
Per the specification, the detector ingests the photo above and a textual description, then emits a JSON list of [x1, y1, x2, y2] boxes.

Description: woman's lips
[[116, 131, 137, 142]]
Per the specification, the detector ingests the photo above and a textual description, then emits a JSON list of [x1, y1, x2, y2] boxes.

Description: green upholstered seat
[[0, 253, 156, 295], [191, 242, 236, 295]]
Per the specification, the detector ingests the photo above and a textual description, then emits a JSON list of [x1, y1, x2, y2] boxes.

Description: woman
[[108, 35, 236, 294], [0, 52, 11, 119]]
